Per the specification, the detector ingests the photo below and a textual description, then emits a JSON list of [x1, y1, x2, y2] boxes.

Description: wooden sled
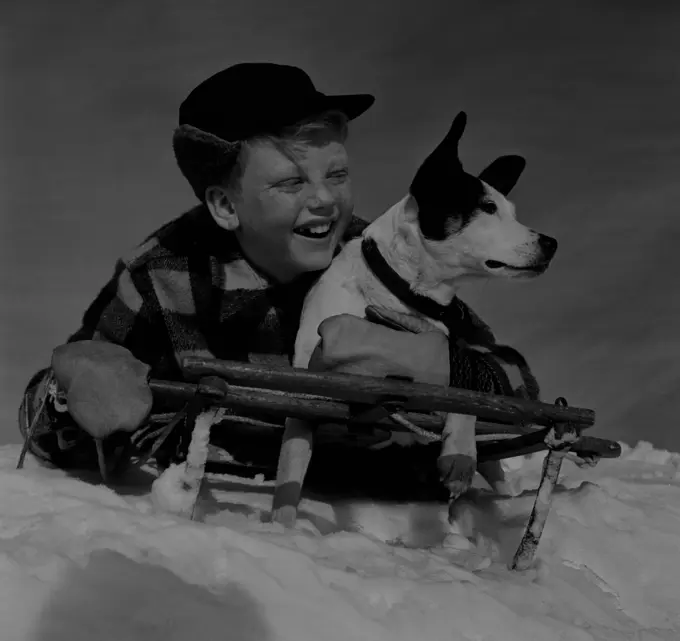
[[18, 355, 622, 572], [160, 357, 620, 571]]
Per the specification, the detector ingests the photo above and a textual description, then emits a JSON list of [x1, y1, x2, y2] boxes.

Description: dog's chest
[[329, 241, 448, 335], [355, 274, 447, 335]]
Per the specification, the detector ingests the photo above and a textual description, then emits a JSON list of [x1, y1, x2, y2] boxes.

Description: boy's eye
[[329, 168, 349, 180], [277, 177, 304, 189], [479, 200, 497, 214]]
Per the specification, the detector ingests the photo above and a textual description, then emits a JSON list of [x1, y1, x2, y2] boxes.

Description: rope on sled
[[444, 297, 540, 406], [382, 299, 542, 444]]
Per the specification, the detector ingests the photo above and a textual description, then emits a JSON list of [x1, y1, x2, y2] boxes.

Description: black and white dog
[[273, 112, 558, 547]]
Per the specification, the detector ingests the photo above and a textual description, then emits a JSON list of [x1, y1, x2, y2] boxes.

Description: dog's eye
[[479, 201, 497, 214]]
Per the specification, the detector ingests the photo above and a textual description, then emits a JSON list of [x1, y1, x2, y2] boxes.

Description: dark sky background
[[2, 0, 679, 450]]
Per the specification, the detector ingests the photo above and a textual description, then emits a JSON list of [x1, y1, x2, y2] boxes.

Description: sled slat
[[477, 431, 622, 462], [180, 358, 595, 428], [146, 380, 619, 465], [148, 379, 534, 436]]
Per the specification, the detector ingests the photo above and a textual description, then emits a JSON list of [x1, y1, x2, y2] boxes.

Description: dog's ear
[[478, 155, 526, 196], [409, 111, 467, 199], [442, 111, 468, 150], [410, 111, 467, 191], [409, 112, 486, 240]]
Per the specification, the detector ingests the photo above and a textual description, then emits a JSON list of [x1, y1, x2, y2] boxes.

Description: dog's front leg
[[477, 459, 515, 497], [438, 412, 478, 546], [271, 417, 316, 527], [438, 412, 477, 496]]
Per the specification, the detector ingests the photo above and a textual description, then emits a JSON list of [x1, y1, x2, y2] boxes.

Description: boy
[[18, 62, 452, 473]]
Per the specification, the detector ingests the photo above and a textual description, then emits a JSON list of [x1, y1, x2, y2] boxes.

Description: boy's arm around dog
[[308, 309, 451, 385]]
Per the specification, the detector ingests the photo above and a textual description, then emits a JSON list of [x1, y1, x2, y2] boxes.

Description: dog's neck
[[362, 195, 464, 307]]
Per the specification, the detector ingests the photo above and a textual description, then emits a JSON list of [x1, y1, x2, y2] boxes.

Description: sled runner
[[18, 352, 621, 572]]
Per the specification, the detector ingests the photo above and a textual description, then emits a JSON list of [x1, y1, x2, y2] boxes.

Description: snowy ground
[[1, 440, 679, 641]]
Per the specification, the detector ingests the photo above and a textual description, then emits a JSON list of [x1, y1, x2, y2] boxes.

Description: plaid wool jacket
[[68, 205, 370, 382]]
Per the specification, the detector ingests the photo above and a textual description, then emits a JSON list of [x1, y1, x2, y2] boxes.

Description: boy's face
[[232, 136, 353, 283]]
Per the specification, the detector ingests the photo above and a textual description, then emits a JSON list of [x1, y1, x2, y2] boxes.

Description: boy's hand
[[308, 308, 450, 386], [51, 341, 153, 439]]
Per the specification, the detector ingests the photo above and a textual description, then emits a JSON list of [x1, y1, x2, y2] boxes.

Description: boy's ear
[[205, 186, 240, 231]]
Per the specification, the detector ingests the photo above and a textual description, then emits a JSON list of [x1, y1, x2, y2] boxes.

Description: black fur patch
[[416, 171, 485, 241], [409, 112, 526, 241], [478, 155, 526, 197], [410, 112, 468, 241]]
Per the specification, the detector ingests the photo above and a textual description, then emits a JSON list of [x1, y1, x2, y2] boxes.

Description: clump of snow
[[150, 462, 195, 514], [1, 440, 679, 640], [150, 408, 220, 515]]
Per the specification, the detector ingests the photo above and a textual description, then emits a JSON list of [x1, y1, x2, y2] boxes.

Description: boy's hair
[[173, 110, 349, 202]]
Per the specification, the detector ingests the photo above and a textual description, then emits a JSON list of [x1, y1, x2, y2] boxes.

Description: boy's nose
[[307, 184, 335, 210]]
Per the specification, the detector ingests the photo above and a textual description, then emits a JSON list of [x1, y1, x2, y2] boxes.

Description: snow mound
[[1, 441, 679, 641]]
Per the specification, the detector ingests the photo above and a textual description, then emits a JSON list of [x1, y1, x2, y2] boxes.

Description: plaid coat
[[18, 205, 369, 469], [68, 205, 370, 380]]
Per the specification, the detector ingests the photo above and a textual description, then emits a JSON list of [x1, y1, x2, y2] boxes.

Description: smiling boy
[[18, 63, 451, 471]]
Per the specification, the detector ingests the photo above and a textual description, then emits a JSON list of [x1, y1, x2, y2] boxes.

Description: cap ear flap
[[172, 125, 241, 201], [478, 155, 526, 196]]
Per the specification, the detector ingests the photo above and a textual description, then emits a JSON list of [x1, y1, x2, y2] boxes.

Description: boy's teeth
[[296, 222, 332, 237]]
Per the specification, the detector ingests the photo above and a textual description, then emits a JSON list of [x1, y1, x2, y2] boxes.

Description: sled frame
[[17, 357, 621, 572], [151, 358, 619, 571]]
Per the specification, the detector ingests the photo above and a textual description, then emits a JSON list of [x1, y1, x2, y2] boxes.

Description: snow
[[1, 441, 679, 640]]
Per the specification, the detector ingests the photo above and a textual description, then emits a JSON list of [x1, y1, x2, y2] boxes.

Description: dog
[[271, 112, 558, 548]]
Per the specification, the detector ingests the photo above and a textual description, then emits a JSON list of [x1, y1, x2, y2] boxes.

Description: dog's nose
[[538, 234, 558, 260]]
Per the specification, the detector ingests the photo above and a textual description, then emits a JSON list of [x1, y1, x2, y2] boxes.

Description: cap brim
[[319, 93, 375, 121]]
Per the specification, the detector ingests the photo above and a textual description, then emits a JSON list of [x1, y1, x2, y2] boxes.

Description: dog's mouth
[[293, 220, 336, 239], [485, 259, 548, 274]]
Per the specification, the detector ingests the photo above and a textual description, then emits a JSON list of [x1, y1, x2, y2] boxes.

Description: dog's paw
[[472, 532, 501, 561], [441, 531, 474, 551], [433, 540, 493, 571], [270, 505, 299, 529], [439, 512, 500, 571], [444, 531, 498, 556], [438, 453, 476, 496]]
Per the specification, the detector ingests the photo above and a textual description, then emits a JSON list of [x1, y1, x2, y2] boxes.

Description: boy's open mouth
[[293, 221, 334, 239]]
